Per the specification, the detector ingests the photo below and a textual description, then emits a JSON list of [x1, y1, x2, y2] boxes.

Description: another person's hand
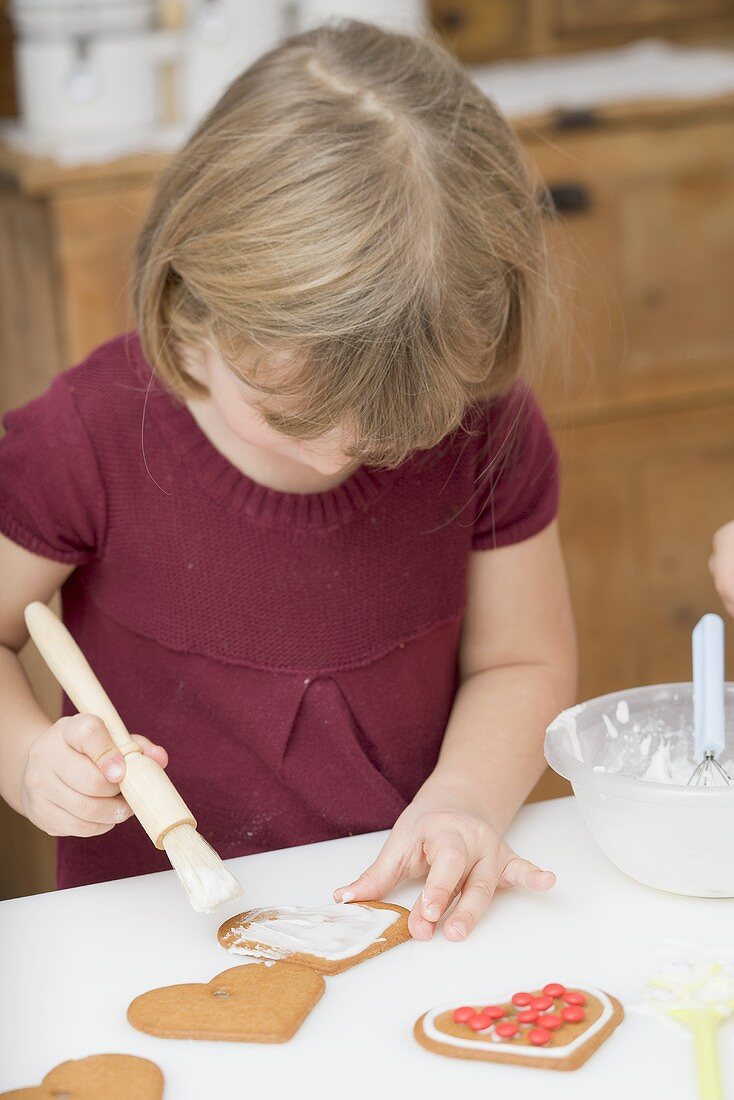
[[20, 714, 168, 837], [710, 520, 734, 617], [334, 782, 555, 941]]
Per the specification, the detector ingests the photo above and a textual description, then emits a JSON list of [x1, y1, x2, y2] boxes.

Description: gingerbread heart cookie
[[218, 900, 411, 975], [1, 1053, 163, 1099], [414, 983, 624, 1071], [128, 961, 325, 1043]]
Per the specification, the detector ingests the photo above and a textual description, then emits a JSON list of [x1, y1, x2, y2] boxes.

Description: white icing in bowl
[[545, 684, 734, 896]]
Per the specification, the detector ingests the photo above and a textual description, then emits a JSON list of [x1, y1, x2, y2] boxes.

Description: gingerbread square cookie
[[217, 900, 410, 975], [1, 1053, 163, 1099], [414, 983, 624, 1071], [127, 961, 325, 1043]]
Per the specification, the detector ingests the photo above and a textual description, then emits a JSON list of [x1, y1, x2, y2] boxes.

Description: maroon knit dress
[[0, 332, 558, 888]]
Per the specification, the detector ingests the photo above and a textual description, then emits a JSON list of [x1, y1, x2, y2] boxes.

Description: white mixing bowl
[[545, 682, 734, 897]]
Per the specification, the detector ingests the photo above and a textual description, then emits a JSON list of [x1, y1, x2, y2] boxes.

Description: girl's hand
[[334, 784, 555, 941], [710, 520, 734, 617], [20, 714, 168, 838]]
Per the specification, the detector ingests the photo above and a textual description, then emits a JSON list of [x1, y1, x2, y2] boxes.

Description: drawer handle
[[553, 107, 599, 130], [435, 8, 465, 31], [541, 182, 591, 216]]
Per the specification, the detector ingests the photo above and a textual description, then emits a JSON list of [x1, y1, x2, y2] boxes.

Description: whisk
[[688, 614, 732, 787]]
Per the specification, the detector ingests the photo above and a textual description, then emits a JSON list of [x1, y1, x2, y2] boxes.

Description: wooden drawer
[[431, 0, 531, 63], [431, 0, 734, 61], [52, 182, 155, 366], [556, 0, 734, 35]]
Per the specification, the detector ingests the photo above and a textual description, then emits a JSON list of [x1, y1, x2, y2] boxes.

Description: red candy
[[562, 1006, 586, 1024], [517, 1009, 539, 1024], [563, 991, 586, 1006], [453, 1006, 476, 1024], [530, 995, 554, 1011], [466, 1013, 493, 1031], [537, 1014, 562, 1031], [543, 983, 566, 999], [528, 1027, 552, 1046], [512, 992, 533, 1007], [482, 1005, 505, 1020], [495, 1021, 519, 1039]]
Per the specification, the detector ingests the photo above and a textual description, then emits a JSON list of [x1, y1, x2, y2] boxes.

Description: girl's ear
[[179, 344, 208, 385]]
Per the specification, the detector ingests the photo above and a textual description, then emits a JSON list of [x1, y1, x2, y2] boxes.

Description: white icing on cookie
[[231, 956, 276, 967], [421, 988, 614, 1060], [225, 903, 399, 962]]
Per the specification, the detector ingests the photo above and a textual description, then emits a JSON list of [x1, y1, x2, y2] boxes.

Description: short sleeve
[[0, 373, 106, 564], [472, 383, 559, 551]]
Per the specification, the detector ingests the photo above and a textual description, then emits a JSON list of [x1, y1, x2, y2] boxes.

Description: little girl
[[0, 21, 576, 941]]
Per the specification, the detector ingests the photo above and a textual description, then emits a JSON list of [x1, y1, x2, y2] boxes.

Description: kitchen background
[[1, 0, 733, 900]]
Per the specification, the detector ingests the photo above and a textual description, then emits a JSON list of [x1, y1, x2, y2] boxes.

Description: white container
[[13, 30, 179, 138], [9, 0, 180, 144], [179, 0, 287, 127], [10, 0, 155, 37], [299, 0, 427, 34], [545, 682, 734, 898]]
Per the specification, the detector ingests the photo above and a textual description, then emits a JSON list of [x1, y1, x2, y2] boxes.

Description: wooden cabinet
[[524, 99, 734, 416], [557, 402, 734, 701], [54, 186, 155, 368], [556, 0, 734, 35], [519, 97, 734, 702], [0, 145, 158, 410]]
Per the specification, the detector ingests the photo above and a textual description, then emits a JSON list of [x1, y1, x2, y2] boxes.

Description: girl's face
[[196, 345, 355, 476]]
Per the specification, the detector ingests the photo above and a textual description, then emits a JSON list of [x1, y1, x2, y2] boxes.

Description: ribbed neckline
[[142, 362, 398, 531]]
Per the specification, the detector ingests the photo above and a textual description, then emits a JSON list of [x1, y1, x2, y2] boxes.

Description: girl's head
[[133, 20, 549, 470]]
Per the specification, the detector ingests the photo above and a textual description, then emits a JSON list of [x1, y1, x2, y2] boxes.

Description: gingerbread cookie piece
[[218, 900, 410, 975], [1, 1053, 163, 1099], [128, 961, 324, 1043], [415, 983, 624, 1071]]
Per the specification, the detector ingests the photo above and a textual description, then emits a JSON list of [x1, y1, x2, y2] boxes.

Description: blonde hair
[[133, 20, 550, 467]]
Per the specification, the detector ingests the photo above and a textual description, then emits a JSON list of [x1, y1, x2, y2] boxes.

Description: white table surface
[[1, 796, 732, 1099]]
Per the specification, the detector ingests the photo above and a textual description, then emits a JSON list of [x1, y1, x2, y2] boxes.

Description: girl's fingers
[[130, 734, 168, 768], [49, 782, 132, 826], [334, 842, 403, 903], [57, 746, 121, 798], [419, 832, 467, 924], [443, 857, 497, 940], [409, 883, 460, 941], [60, 715, 126, 784], [499, 855, 556, 892], [442, 854, 556, 940], [42, 803, 116, 838], [408, 893, 435, 941]]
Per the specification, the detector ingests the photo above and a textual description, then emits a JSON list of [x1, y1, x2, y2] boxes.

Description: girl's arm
[[335, 520, 577, 940], [0, 533, 166, 835]]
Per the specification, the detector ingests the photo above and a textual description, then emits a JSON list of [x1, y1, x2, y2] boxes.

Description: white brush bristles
[[162, 824, 242, 913]]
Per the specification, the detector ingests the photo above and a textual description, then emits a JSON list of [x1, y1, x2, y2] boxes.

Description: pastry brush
[[24, 601, 242, 913]]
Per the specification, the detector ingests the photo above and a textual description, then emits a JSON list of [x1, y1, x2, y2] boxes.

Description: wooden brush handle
[[24, 601, 196, 848], [25, 601, 139, 754]]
